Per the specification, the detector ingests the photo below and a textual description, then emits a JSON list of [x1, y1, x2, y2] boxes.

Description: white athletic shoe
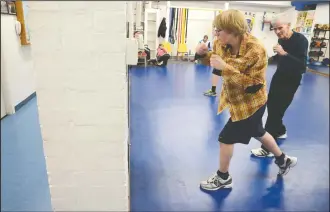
[[200, 173, 233, 191], [276, 155, 298, 176], [277, 133, 288, 139], [251, 148, 274, 157]]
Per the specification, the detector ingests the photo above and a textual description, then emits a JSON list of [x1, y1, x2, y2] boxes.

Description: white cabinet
[[144, 8, 160, 58]]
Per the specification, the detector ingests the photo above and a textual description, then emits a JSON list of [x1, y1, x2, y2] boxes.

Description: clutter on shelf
[[1, 0, 16, 15], [308, 24, 329, 66]]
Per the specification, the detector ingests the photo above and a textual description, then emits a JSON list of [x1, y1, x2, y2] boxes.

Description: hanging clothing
[[178, 8, 182, 44], [169, 8, 177, 44], [174, 8, 179, 42], [185, 9, 189, 43], [168, 8, 175, 44], [158, 17, 167, 38]]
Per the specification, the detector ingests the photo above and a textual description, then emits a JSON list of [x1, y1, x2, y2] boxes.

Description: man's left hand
[[210, 54, 226, 70], [274, 44, 287, 56]]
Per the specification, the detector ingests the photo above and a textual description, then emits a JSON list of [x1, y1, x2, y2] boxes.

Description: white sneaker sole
[[203, 93, 217, 96], [200, 182, 233, 191], [251, 150, 274, 158], [280, 157, 298, 176], [277, 134, 287, 139]]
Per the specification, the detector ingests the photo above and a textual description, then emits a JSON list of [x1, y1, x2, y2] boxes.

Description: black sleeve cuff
[[245, 84, 263, 94], [212, 69, 222, 76]]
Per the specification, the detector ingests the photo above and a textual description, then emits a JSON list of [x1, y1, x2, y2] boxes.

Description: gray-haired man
[[251, 13, 308, 157]]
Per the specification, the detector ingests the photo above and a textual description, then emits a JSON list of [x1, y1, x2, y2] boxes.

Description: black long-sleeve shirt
[[277, 31, 308, 75]]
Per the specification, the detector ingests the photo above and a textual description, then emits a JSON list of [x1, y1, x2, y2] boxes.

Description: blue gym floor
[[308, 64, 330, 75], [1, 63, 329, 211], [129, 63, 329, 211], [1, 97, 52, 211]]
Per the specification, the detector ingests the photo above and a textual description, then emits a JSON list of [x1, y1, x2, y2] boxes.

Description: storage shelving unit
[[308, 25, 329, 66], [144, 8, 160, 59]]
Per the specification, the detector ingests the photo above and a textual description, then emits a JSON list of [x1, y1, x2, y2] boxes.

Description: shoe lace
[[207, 174, 218, 183]]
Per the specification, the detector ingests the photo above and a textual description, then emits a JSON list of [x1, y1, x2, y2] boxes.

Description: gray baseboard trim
[[14, 92, 36, 112]]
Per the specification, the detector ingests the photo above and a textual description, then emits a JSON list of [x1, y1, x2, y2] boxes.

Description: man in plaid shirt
[[196, 9, 298, 190]]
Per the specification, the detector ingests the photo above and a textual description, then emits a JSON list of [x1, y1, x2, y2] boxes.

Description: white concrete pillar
[[27, 1, 129, 211], [127, 2, 134, 38], [165, 1, 171, 41], [136, 1, 142, 27], [0, 46, 15, 114], [146, 1, 152, 9]]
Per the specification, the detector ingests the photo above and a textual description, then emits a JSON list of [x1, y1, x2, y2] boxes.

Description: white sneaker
[[251, 148, 274, 157], [200, 173, 233, 191], [276, 155, 298, 176], [277, 133, 287, 139]]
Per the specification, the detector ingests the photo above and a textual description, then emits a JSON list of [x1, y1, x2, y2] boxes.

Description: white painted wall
[[1, 15, 36, 113], [251, 7, 299, 58], [314, 3, 330, 59], [250, 12, 279, 58], [170, 1, 285, 13], [27, 1, 129, 211], [152, 2, 167, 44], [152, 1, 293, 56], [1, 87, 6, 118], [314, 2, 330, 24], [231, 1, 292, 8], [185, 10, 215, 55], [1, 50, 8, 117]]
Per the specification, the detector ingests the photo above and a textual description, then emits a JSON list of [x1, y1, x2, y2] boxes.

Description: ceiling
[[208, 1, 292, 8]]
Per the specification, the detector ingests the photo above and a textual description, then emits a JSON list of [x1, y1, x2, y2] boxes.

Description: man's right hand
[[196, 43, 209, 56]]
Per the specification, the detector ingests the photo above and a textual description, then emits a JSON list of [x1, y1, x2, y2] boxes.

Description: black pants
[[157, 54, 170, 66], [261, 71, 302, 151], [194, 51, 211, 61], [194, 53, 202, 61]]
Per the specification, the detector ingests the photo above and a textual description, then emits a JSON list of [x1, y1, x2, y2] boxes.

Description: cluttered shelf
[[308, 24, 329, 66]]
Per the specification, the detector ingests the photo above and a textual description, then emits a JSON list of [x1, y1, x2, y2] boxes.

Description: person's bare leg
[[255, 132, 282, 156], [255, 131, 298, 176], [219, 142, 234, 173], [200, 142, 233, 190], [204, 74, 220, 96]]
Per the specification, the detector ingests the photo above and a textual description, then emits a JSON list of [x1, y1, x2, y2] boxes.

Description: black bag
[[158, 18, 167, 38]]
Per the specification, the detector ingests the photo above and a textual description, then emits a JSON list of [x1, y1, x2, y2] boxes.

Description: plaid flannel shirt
[[201, 33, 268, 122]]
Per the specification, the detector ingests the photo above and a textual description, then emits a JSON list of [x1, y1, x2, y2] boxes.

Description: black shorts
[[212, 68, 222, 76], [218, 104, 266, 145]]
